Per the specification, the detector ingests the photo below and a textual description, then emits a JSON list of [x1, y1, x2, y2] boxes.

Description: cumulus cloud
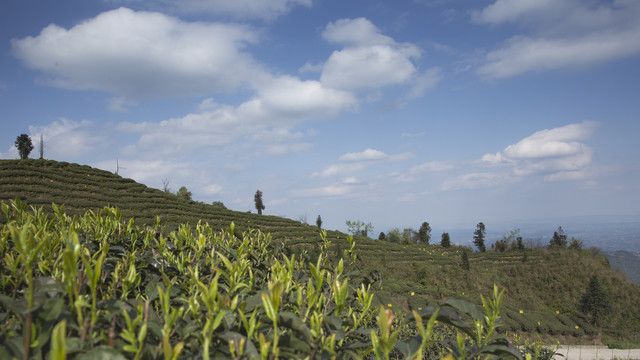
[[319, 18, 422, 91], [12, 8, 265, 100], [339, 148, 389, 162], [119, 75, 354, 158], [0, 146, 19, 159], [315, 148, 413, 178], [29, 118, 105, 160], [481, 121, 597, 179], [474, 0, 640, 78]]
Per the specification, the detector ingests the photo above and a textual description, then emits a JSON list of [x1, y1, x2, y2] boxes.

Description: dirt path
[[553, 345, 640, 360]]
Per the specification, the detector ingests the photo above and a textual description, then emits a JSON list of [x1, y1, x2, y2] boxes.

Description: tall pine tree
[[473, 222, 486, 252]]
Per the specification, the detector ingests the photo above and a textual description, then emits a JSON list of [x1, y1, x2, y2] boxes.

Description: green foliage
[[15, 134, 34, 159], [568, 237, 583, 251], [254, 190, 265, 215], [473, 222, 486, 252], [441, 232, 450, 248], [418, 222, 431, 244], [549, 226, 568, 248], [316, 215, 322, 229], [0, 200, 525, 359], [212, 201, 227, 209], [176, 186, 192, 200], [579, 275, 611, 325], [461, 251, 470, 271], [346, 219, 373, 237], [2, 160, 640, 345]]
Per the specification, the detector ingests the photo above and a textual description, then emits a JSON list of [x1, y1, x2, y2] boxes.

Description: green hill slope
[[2, 159, 639, 345]]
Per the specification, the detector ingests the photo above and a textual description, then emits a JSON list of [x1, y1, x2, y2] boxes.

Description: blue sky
[[1, 0, 639, 236]]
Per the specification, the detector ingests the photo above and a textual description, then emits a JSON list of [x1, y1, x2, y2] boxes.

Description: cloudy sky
[[1, 0, 639, 235]]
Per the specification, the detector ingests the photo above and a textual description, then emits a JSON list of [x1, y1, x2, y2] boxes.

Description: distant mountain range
[[604, 250, 640, 285]]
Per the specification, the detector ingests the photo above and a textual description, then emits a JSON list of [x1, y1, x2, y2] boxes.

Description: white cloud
[[12, 8, 265, 100], [340, 148, 388, 162], [441, 172, 518, 191], [315, 148, 413, 178], [118, 74, 355, 158], [391, 161, 454, 183], [313, 163, 368, 178], [406, 67, 443, 99], [319, 18, 421, 91], [472, 0, 558, 24], [477, 31, 640, 79], [29, 118, 105, 160], [108, 97, 138, 113], [202, 184, 223, 195], [401, 131, 426, 138], [475, 0, 640, 78], [0, 145, 19, 159], [481, 121, 597, 179], [544, 170, 588, 182], [322, 18, 394, 46]]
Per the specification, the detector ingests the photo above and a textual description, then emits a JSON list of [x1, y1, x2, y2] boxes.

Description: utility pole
[[39, 134, 44, 159]]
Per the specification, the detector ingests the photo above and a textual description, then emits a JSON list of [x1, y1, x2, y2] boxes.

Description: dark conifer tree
[[473, 222, 486, 252]]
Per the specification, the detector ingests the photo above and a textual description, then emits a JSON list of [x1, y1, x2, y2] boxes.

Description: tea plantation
[[1, 159, 640, 358]]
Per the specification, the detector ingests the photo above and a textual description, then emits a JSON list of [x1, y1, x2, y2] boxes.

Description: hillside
[[2, 159, 640, 345]]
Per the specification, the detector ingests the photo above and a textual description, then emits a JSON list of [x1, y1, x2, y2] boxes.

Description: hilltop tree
[[580, 275, 611, 325], [254, 190, 265, 215], [549, 226, 568, 248], [177, 186, 192, 200], [15, 134, 34, 159], [473, 222, 486, 252], [402, 227, 417, 244], [378, 232, 386, 241], [346, 220, 373, 237], [418, 221, 432, 244], [316, 215, 322, 229], [212, 201, 227, 209], [161, 177, 171, 193], [441, 232, 451, 248], [386, 228, 401, 243]]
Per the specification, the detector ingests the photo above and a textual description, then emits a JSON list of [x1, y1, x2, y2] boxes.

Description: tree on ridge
[[254, 190, 265, 215], [15, 134, 33, 159], [473, 222, 486, 252]]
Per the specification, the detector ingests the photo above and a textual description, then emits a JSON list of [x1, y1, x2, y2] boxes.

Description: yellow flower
[[411, 292, 415, 296], [519, 310, 524, 314], [387, 303, 392, 308], [434, 320, 438, 324], [418, 307, 422, 310], [575, 325, 579, 329], [556, 310, 560, 314], [537, 322, 541, 326]]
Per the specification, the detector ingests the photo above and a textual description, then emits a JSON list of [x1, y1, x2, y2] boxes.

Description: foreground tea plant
[[0, 199, 523, 359]]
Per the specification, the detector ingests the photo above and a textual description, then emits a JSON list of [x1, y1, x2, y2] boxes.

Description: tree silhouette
[[15, 134, 33, 159], [254, 190, 265, 215], [316, 215, 322, 229], [473, 222, 486, 252], [177, 186, 192, 200], [441, 232, 451, 248], [418, 222, 432, 244]]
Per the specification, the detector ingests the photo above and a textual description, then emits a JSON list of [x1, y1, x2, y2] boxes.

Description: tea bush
[[0, 200, 523, 359]]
